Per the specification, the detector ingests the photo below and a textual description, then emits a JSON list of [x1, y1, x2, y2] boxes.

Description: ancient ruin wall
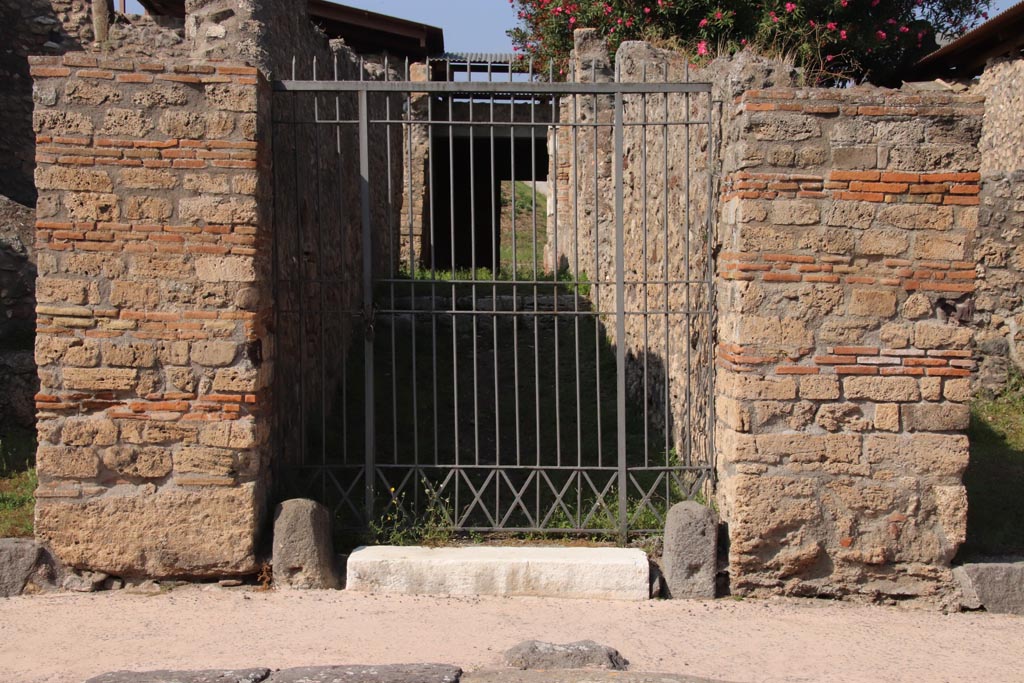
[[30, 54, 272, 578], [716, 87, 982, 599], [975, 59, 1024, 391]]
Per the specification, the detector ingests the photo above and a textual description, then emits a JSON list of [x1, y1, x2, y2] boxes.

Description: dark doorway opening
[[430, 124, 549, 272]]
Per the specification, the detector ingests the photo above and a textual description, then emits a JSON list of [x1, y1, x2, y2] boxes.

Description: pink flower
[[741, 38, 747, 45], [826, 54, 834, 61], [699, 18, 708, 27], [876, 30, 887, 40], [697, 40, 708, 55], [899, 25, 909, 33], [840, 29, 848, 39], [569, 16, 575, 23], [644, 6, 651, 14], [785, 2, 796, 12], [826, 22, 836, 30], [715, 10, 722, 19]]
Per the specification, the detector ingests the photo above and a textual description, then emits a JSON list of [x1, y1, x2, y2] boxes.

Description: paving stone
[[464, 671, 731, 683], [504, 640, 628, 671], [270, 665, 462, 683], [85, 669, 271, 683]]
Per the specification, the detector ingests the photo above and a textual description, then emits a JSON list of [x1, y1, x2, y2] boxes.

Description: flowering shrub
[[507, 0, 992, 84]]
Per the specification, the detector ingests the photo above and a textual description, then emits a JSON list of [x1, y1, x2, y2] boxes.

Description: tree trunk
[[92, 0, 110, 45]]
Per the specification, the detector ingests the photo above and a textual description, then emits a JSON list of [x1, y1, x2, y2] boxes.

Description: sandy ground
[[1, 586, 1022, 683]]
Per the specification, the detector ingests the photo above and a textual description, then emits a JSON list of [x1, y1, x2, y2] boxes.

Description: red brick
[[815, 355, 857, 365], [763, 273, 802, 283], [880, 367, 926, 376], [831, 171, 880, 182], [836, 365, 879, 375], [837, 191, 885, 203], [775, 366, 820, 375], [30, 66, 72, 78], [880, 172, 919, 183], [926, 367, 971, 377], [943, 195, 980, 206], [833, 346, 879, 356]]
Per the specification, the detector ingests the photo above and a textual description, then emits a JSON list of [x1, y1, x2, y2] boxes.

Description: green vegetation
[[0, 428, 37, 538], [509, 0, 991, 86], [962, 372, 1024, 558]]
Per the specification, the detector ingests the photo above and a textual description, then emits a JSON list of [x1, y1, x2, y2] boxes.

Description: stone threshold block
[[346, 546, 650, 601]]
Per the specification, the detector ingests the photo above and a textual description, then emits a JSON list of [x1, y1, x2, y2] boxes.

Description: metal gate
[[272, 55, 716, 539]]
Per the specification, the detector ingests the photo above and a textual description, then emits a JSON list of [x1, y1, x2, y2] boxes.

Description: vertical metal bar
[[428, 94, 439, 467], [641, 64, 650, 469], [385, 63, 399, 467], [359, 88, 375, 525], [681, 70, 690, 470], [549, 90, 561, 469], [614, 90, 628, 542], [531, 83, 541, 473], [706, 90, 716, 477], [313, 94, 327, 505], [510, 80, 522, 469], [407, 91, 419, 468], [448, 91, 460, 471], [469, 87, 480, 467], [571, 82, 581, 471], [592, 81, 602, 470], [290, 95, 307, 476], [489, 65, 500, 470]]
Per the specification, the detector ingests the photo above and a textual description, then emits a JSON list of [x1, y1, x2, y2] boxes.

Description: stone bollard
[[0, 539, 62, 596], [272, 499, 342, 589], [661, 501, 719, 599]]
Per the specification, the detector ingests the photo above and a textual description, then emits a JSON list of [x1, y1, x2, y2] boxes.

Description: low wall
[[30, 54, 272, 578], [716, 87, 983, 598]]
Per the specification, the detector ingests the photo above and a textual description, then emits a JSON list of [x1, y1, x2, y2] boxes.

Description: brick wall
[[29, 54, 271, 578], [716, 87, 983, 599]]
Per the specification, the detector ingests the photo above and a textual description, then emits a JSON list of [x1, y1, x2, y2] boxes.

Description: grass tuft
[[0, 428, 37, 538]]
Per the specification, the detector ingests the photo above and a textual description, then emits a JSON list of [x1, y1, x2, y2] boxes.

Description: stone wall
[[0, 195, 39, 431], [975, 59, 1024, 391], [716, 87, 983, 599], [0, 1, 186, 205], [30, 54, 272, 578]]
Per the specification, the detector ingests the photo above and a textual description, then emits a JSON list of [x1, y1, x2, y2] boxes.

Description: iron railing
[[271, 55, 716, 540]]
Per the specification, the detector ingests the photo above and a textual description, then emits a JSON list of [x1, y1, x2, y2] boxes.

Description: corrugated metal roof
[[433, 53, 520, 63]]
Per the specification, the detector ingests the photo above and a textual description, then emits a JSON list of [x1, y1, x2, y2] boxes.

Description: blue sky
[[124, 0, 1018, 54]]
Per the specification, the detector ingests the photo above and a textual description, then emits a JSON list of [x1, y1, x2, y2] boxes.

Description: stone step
[[346, 546, 650, 601]]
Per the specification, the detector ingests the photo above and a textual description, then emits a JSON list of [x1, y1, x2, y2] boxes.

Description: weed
[[257, 562, 273, 590], [0, 429, 37, 538], [369, 483, 454, 547]]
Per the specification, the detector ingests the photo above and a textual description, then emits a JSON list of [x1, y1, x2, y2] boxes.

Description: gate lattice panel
[[272, 56, 715, 538]]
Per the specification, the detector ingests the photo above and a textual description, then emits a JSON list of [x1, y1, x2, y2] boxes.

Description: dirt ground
[[1, 587, 1022, 683]]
